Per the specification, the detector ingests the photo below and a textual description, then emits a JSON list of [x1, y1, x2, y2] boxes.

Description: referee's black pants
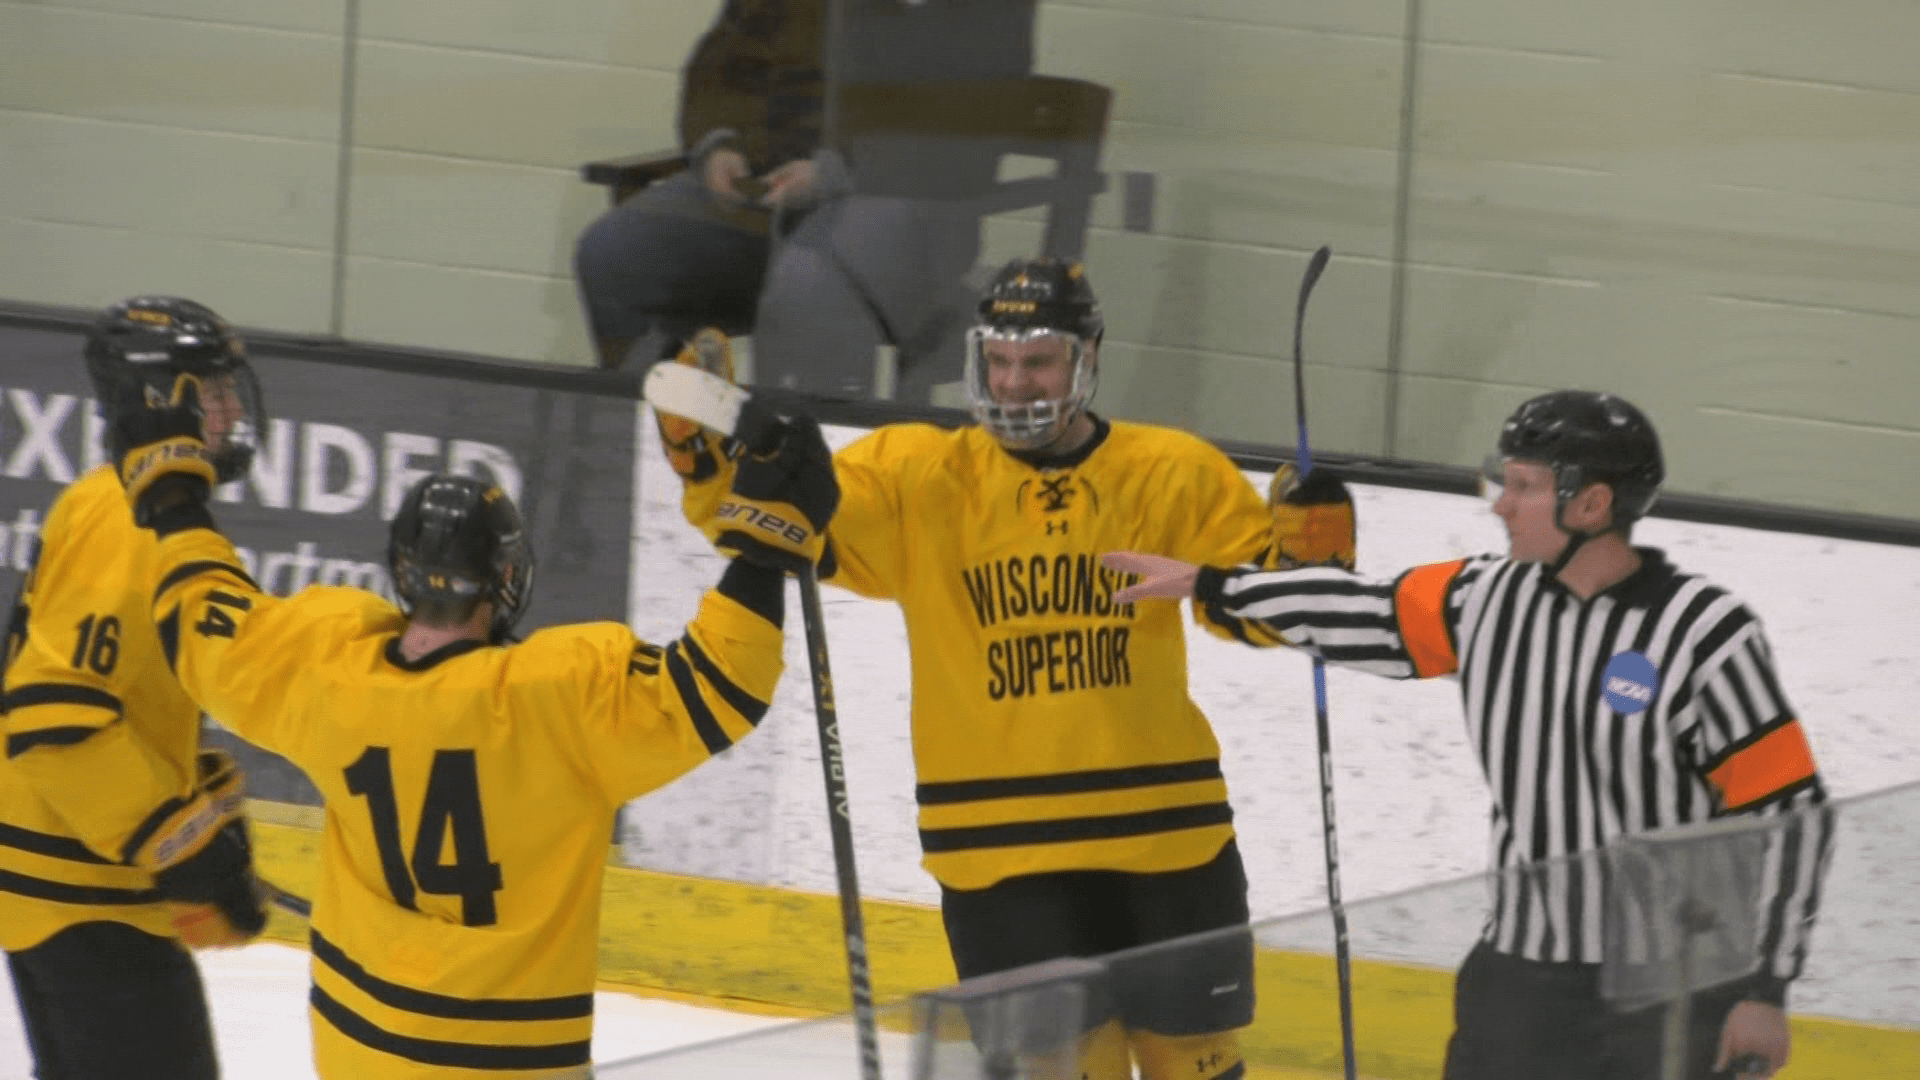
[[6, 922, 219, 1080], [1443, 941, 1749, 1080]]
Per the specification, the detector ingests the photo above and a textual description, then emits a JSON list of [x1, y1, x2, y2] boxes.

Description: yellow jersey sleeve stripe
[[4, 683, 125, 758], [678, 634, 769, 726], [0, 822, 114, 865], [2, 682, 122, 717], [309, 985, 592, 1071], [311, 931, 593, 1022], [7, 724, 108, 758], [664, 641, 734, 754], [919, 802, 1233, 854], [152, 558, 256, 603], [916, 758, 1223, 805], [0, 868, 160, 906]]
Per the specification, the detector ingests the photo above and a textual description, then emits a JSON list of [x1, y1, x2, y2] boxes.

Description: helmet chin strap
[[1546, 501, 1624, 579], [1546, 525, 1592, 578]]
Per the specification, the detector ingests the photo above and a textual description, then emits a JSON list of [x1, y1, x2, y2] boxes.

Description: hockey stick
[[266, 880, 312, 919], [643, 362, 884, 1080], [796, 562, 884, 1080], [1289, 245, 1357, 1080]]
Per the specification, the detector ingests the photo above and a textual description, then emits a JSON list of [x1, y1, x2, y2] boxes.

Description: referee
[[1105, 391, 1831, 1080]]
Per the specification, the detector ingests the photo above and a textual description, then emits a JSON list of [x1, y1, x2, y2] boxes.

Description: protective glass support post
[[909, 956, 1107, 1080]]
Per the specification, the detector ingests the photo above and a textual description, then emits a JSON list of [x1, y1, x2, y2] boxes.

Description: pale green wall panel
[[1404, 156, 1920, 322], [1695, 75, 1920, 207], [0, 218, 333, 333], [1415, 45, 1672, 173], [1036, 4, 1403, 147], [352, 39, 679, 168], [1096, 123, 1400, 258], [1699, 0, 1920, 95], [1079, 229, 1389, 372], [1661, 409, 1920, 518], [1421, 0, 1676, 57], [1096, 341, 1386, 457], [1390, 375, 1544, 471], [359, 0, 712, 70], [1682, 297, 1920, 433], [1035, 0, 1404, 38], [345, 150, 597, 278], [0, 4, 344, 141], [2, 0, 1917, 518], [1389, 373, 1920, 519], [342, 257, 592, 365], [3, 113, 338, 250], [16, 0, 345, 34]]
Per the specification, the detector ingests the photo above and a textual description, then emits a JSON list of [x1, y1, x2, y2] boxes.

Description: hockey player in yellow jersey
[[110, 377, 840, 1079], [0, 297, 272, 1080], [659, 258, 1336, 1080]]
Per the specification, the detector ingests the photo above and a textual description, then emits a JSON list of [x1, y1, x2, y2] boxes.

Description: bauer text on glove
[[127, 750, 269, 947], [709, 415, 840, 573]]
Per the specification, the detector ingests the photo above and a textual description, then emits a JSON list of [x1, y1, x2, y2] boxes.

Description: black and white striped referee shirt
[[1198, 548, 1830, 1000]]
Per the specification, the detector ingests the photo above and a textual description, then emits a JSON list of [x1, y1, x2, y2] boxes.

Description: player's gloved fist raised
[[131, 750, 269, 948], [707, 415, 840, 574], [1268, 463, 1355, 571], [113, 374, 218, 526]]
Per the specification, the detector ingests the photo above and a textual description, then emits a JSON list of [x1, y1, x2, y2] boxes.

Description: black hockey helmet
[[966, 257, 1104, 449], [1493, 390, 1665, 526], [85, 296, 266, 484], [388, 475, 535, 641], [975, 257, 1105, 343]]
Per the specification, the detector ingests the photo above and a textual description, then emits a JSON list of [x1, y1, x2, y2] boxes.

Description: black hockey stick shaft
[[266, 879, 312, 919], [798, 563, 883, 1080], [1291, 245, 1357, 1080]]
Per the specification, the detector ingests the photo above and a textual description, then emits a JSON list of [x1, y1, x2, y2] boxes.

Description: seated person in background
[[577, 0, 1041, 406], [574, 0, 826, 373], [748, 0, 1038, 404], [112, 377, 839, 1078]]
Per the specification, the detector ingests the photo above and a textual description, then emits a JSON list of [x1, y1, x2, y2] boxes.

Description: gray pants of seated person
[[574, 169, 975, 401], [573, 171, 774, 368]]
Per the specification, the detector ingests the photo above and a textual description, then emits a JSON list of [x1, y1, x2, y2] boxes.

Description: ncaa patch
[[1602, 651, 1660, 714]]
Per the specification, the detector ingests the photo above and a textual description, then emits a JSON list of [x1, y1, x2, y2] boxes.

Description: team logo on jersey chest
[[1015, 473, 1101, 517], [1602, 651, 1660, 714]]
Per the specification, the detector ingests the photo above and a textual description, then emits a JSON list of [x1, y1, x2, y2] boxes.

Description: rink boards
[[246, 803, 1910, 1079]]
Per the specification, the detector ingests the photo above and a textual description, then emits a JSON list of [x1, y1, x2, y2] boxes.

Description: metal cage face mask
[[964, 328, 1098, 451]]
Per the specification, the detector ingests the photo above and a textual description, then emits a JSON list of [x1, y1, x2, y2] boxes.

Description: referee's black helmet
[[1497, 391, 1664, 524]]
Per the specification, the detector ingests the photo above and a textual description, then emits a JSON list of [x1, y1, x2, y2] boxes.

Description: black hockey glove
[[1268, 463, 1356, 571], [707, 415, 840, 574], [113, 375, 218, 531], [134, 750, 268, 948], [158, 818, 270, 948]]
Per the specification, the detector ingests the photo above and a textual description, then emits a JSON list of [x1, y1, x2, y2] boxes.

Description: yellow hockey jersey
[[149, 525, 785, 1080], [0, 466, 203, 951], [822, 419, 1271, 889]]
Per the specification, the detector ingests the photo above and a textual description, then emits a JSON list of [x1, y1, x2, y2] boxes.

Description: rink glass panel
[[6, 0, 1920, 514], [596, 783, 1919, 1079]]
